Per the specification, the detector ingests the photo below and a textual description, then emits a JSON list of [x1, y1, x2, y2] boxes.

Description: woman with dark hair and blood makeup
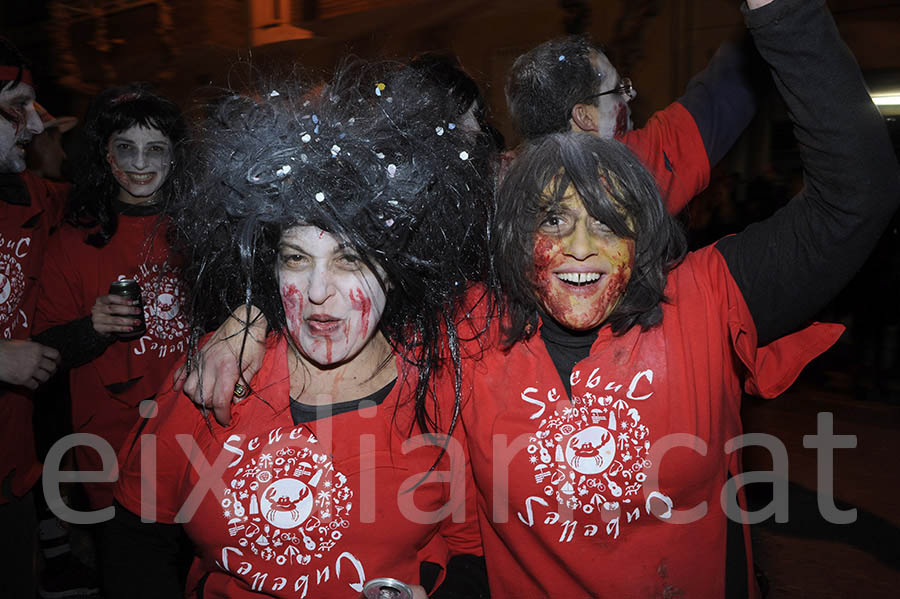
[[32, 84, 192, 515], [106, 62, 493, 598], [460, 0, 899, 597]]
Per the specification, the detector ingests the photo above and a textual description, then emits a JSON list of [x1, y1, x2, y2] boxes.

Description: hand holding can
[[99, 279, 146, 340]]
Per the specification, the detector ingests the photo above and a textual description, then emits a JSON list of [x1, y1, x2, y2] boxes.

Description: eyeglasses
[[581, 77, 633, 103]]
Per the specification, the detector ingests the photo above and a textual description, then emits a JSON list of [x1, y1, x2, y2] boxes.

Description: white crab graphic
[[564, 426, 616, 475]]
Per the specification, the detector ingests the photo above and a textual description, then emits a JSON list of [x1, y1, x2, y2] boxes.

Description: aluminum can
[[108, 279, 145, 340], [362, 578, 413, 599]]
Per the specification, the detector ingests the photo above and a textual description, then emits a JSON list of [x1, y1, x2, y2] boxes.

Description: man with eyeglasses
[[506, 35, 760, 214]]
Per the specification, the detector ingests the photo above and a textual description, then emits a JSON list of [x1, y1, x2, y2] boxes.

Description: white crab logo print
[[522, 384, 661, 541], [565, 426, 616, 475], [260, 478, 314, 529], [133, 267, 187, 342], [222, 432, 353, 568]]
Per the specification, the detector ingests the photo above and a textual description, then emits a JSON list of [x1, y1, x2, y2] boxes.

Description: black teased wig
[[493, 132, 686, 344], [67, 83, 188, 247], [172, 60, 496, 436], [409, 52, 505, 151], [408, 53, 482, 125]]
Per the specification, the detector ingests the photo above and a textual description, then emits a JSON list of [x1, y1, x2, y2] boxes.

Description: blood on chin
[[538, 264, 631, 331], [615, 104, 630, 138]]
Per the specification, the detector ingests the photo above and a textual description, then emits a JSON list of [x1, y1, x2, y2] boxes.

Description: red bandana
[[0, 67, 34, 88]]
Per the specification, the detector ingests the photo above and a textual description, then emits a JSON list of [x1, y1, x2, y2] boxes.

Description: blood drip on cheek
[[324, 336, 333, 363], [597, 241, 635, 317], [615, 104, 629, 138], [532, 233, 576, 321], [349, 288, 372, 337], [281, 284, 304, 340], [107, 153, 128, 187], [531, 234, 559, 291], [0, 105, 25, 133], [599, 263, 629, 313]]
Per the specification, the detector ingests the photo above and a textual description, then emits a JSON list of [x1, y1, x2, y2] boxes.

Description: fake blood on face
[[0, 105, 25, 132], [349, 287, 372, 338], [614, 103, 630, 138], [281, 283, 304, 341], [532, 234, 557, 294], [277, 225, 388, 368], [531, 193, 635, 331]]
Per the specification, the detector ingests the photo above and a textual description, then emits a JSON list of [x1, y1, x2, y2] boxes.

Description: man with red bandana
[[506, 32, 760, 214], [0, 36, 65, 598]]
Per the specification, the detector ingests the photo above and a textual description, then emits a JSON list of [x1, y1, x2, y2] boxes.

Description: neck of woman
[[287, 332, 397, 406], [117, 186, 158, 206]]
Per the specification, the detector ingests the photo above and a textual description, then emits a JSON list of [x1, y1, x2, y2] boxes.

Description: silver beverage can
[[362, 578, 414, 599], [108, 279, 145, 340]]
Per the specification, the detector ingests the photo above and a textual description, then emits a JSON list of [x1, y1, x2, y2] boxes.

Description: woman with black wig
[[107, 62, 493, 598], [33, 84, 191, 513]]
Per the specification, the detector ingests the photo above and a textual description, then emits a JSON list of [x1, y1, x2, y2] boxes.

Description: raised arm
[[716, 0, 900, 345], [678, 36, 763, 171], [623, 35, 761, 215]]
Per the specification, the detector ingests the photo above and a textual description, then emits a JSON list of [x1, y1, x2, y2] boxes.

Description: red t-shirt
[[115, 337, 481, 598], [34, 212, 188, 508], [459, 247, 842, 598], [0, 171, 68, 502], [620, 101, 709, 215], [500, 100, 709, 215]]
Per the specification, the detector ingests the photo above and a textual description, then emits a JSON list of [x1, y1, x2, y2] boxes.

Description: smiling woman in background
[[32, 85, 192, 586]]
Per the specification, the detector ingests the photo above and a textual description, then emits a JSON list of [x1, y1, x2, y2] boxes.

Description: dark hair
[[173, 60, 496, 435], [0, 37, 30, 87], [409, 53, 482, 123], [409, 52, 505, 151], [67, 83, 188, 247], [494, 132, 686, 344], [506, 35, 608, 140]]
